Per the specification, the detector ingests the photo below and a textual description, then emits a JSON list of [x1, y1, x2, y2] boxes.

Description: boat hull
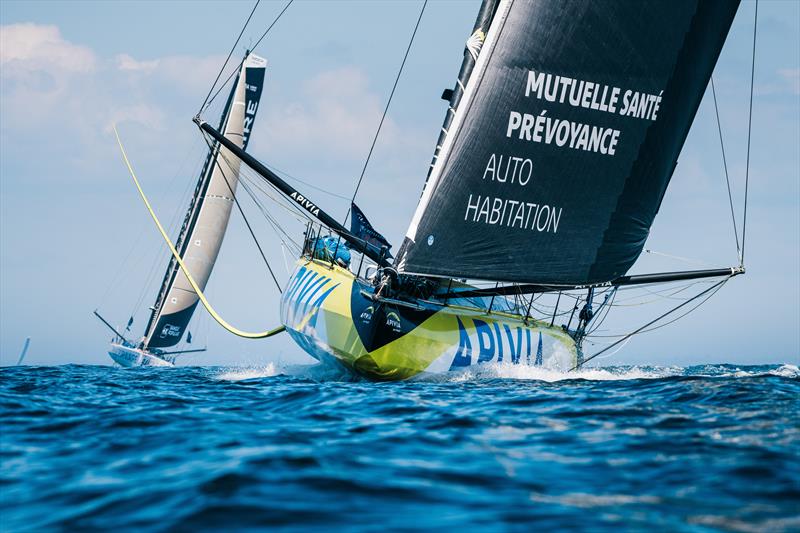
[[280, 259, 578, 381], [109, 343, 173, 368]]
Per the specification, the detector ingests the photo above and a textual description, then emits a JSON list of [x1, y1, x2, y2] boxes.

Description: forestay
[[397, 0, 739, 286]]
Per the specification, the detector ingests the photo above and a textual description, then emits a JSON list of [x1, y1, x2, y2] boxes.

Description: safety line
[[113, 125, 285, 340]]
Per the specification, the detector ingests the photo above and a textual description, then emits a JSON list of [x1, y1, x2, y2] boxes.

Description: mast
[[423, 0, 499, 182]]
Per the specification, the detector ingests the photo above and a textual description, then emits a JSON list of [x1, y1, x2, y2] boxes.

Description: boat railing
[[301, 221, 380, 282]]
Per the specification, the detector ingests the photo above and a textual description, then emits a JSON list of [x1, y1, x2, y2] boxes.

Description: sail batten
[[144, 54, 267, 349], [397, 0, 740, 286]]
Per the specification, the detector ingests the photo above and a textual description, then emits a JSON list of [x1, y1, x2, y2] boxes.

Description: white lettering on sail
[[523, 69, 665, 121], [482, 153, 533, 186], [463, 194, 561, 234], [506, 111, 620, 156]]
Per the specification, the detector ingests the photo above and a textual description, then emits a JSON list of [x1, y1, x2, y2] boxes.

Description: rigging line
[[587, 280, 727, 339], [201, 135, 283, 293], [573, 277, 728, 370], [211, 138, 311, 224], [114, 125, 285, 340], [102, 138, 205, 311], [235, 175, 304, 250], [586, 289, 616, 336], [741, 0, 758, 266], [270, 165, 351, 200], [239, 178, 302, 252], [198, 0, 260, 116], [237, 179, 303, 253], [344, 0, 428, 223], [132, 151, 207, 317], [643, 248, 714, 268], [200, 0, 294, 116], [583, 337, 632, 360], [236, 161, 311, 224], [710, 77, 741, 261]]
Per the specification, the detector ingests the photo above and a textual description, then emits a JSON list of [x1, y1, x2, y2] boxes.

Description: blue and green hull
[[280, 259, 577, 381]]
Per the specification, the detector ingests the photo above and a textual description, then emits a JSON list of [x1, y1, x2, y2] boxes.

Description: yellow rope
[[113, 125, 285, 339]]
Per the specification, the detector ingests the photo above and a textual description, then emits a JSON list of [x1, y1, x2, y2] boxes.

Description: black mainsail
[[142, 53, 266, 350], [397, 0, 740, 286]]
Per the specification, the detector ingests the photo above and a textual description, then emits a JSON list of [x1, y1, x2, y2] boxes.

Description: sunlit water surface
[[1, 363, 798, 531]]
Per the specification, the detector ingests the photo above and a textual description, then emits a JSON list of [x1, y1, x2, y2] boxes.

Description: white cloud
[[778, 68, 799, 95], [0, 23, 232, 177], [107, 104, 166, 132], [262, 66, 401, 159], [0, 23, 95, 73], [115, 53, 160, 72]]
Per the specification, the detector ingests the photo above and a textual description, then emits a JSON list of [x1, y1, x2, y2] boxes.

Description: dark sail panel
[[398, 0, 739, 285]]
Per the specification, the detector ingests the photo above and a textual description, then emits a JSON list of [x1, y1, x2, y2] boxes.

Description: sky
[[0, 0, 797, 367]]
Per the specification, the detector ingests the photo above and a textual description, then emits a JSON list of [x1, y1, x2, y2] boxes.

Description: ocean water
[[1, 363, 798, 532]]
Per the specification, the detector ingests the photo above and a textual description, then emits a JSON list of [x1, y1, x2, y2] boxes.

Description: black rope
[[741, 0, 758, 265], [198, 0, 261, 116], [572, 278, 728, 371], [344, 0, 428, 223], [199, 0, 294, 117], [202, 134, 283, 293], [711, 77, 741, 261]]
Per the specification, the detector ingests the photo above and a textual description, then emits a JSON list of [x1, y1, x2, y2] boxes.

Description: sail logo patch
[[160, 324, 181, 338]]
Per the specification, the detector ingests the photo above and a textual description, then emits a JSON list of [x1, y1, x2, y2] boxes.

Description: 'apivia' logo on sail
[[290, 192, 321, 216], [160, 325, 181, 338]]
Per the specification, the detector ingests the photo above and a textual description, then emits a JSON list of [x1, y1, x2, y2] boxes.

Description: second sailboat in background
[[96, 53, 267, 367]]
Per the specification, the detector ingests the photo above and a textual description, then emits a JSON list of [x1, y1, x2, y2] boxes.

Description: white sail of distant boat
[[96, 52, 267, 367], [15, 337, 30, 366]]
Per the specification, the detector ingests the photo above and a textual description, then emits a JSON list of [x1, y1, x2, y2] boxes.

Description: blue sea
[[1, 363, 798, 532]]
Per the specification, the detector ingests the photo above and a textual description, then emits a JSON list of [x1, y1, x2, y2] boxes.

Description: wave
[[440, 362, 799, 382], [208, 361, 798, 384], [212, 362, 280, 381]]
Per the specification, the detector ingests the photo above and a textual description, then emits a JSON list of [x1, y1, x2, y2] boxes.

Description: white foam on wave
[[709, 363, 799, 379], [213, 362, 280, 381], [769, 364, 799, 378], [210, 360, 798, 383], [435, 363, 683, 383]]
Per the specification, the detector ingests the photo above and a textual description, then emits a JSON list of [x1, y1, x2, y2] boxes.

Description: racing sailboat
[[127, 0, 751, 379], [97, 52, 267, 367]]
